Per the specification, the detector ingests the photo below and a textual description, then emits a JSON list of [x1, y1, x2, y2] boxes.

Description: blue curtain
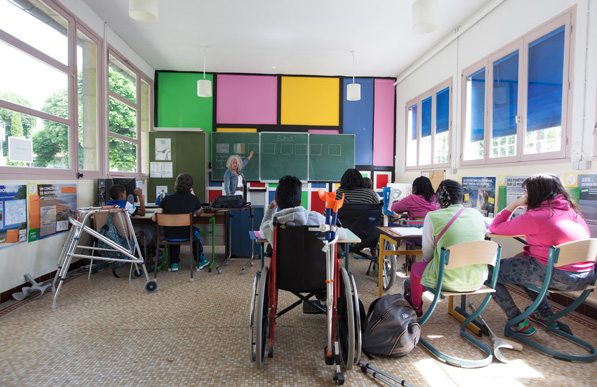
[[492, 50, 519, 138], [470, 68, 485, 142], [410, 104, 417, 141], [422, 97, 432, 138], [436, 87, 449, 134], [527, 25, 565, 132]]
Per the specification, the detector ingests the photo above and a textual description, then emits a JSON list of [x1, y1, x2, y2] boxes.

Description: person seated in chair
[[152, 173, 209, 272], [390, 176, 439, 220], [403, 179, 487, 317], [335, 168, 380, 204], [260, 175, 347, 247], [487, 173, 593, 336]]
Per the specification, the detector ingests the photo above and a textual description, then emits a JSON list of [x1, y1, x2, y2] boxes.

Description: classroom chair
[[154, 213, 196, 282], [417, 240, 501, 368], [505, 238, 597, 362]]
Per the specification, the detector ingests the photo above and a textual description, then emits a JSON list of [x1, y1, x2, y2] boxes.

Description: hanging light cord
[[203, 48, 207, 80], [351, 51, 356, 84]]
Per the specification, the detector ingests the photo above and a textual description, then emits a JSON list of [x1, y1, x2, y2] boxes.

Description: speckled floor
[[1, 246, 596, 386]]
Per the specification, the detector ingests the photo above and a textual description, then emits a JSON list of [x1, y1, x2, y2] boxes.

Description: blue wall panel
[[343, 78, 374, 165]]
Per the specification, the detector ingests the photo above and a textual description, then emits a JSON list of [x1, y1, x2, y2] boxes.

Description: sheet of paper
[[155, 138, 171, 160], [390, 227, 423, 237], [150, 162, 173, 178]]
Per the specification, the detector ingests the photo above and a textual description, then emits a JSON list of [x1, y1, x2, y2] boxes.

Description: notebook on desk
[[390, 227, 423, 237]]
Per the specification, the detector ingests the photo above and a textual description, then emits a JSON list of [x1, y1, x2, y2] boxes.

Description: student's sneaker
[[402, 279, 422, 317], [197, 259, 210, 270], [509, 318, 536, 336], [169, 263, 178, 272], [528, 311, 559, 329]]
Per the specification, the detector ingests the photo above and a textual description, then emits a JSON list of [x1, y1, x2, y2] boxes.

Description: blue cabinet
[[229, 206, 264, 257]]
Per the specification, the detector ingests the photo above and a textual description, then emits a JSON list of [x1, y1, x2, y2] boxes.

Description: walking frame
[[51, 207, 158, 309]]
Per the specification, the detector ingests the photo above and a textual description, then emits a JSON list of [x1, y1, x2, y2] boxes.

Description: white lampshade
[[346, 83, 361, 101], [198, 79, 212, 98], [412, 0, 438, 34], [129, 0, 158, 23]]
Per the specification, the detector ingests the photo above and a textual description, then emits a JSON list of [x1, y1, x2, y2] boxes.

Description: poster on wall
[[28, 183, 77, 242], [574, 173, 597, 238], [0, 185, 28, 250], [505, 175, 531, 219], [461, 176, 497, 217]]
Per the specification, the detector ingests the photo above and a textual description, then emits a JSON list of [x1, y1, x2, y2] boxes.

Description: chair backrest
[[274, 224, 327, 292], [156, 213, 193, 243], [93, 207, 133, 239], [553, 238, 597, 267], [442, 240, 499, 269], [337, 203, 383, 251]]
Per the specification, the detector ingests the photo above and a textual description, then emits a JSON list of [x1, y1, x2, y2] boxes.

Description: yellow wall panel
[[216, 128, 257, 132], [281, 77, 339, 126]]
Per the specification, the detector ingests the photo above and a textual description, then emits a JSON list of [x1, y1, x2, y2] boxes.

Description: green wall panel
[[157, 72, 214, 130]]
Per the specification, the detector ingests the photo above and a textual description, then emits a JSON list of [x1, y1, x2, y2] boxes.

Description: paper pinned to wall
[[155, 138, 171, 160], [150, 162, 173, 178]]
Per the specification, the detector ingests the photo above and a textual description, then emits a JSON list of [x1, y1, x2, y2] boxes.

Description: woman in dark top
[[335, 168, 380, 204]]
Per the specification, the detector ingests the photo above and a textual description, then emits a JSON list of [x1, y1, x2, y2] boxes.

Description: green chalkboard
[[212, 132, 260, 181], [260, 132, 309, 181], [309, 134, 355, 182]]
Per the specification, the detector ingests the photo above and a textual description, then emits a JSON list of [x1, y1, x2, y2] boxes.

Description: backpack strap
[[366, 297, 380, 321], [435, 206, 465, 246]]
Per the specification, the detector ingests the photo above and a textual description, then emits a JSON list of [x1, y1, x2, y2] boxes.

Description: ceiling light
[[412, 0, 438, 34], [129, 0, 158, 23], [197, 48, 212, 98], [347, 51, 361, 101]]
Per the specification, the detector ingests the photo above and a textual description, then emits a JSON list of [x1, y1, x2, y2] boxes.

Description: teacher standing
[[224, 151, 253, 195]]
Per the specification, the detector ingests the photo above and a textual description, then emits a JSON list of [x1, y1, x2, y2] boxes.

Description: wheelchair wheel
[[348, 271, 362, 365], [382, 239, 397, 290], [248, 270, 261, 362], [255, 267, 270, 369], [337, 267, 355, 371]]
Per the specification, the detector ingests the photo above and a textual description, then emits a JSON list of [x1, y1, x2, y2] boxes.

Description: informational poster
[[28, 183, 77, 242], [505, 175, 531, 218], [570, 173, 597, 237], [461, 176, 497, 217], [150, 162, 173, 178], [0, 184, 28, 249]]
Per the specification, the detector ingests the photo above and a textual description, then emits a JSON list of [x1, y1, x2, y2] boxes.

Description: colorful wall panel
[[373, 79, 396, 166], [157, 72, 213, 130], [281, 77, 339, 126], [216, 74, 278, 125], [342, 78, 374, 165]]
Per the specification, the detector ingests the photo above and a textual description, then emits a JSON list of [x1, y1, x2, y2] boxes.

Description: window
[[461, 14, 571, 166], [0, 0, 102, 178], [405, 80, 452, 169], [107, 51, 151, 176]]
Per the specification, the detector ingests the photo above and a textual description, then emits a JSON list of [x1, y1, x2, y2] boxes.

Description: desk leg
[[216, 211, 232, 274], [447, 296, 487, 337], [344, 242, 350, 271], [240, 207, 255, 274]]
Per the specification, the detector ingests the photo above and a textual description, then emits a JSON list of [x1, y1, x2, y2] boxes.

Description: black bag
[[210, 194, 249, 208], [362, 294, 421, 357]]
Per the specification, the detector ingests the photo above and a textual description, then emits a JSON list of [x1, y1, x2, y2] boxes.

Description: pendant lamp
[[412, 0, 439, 34], [197, 48, 212, 98], [129, 0, 158, 23], [346, 51, 361, 101]]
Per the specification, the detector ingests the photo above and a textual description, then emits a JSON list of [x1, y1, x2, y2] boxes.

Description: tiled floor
[[1, 246, 596, 386]]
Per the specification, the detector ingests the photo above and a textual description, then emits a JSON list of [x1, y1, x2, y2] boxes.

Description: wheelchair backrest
[[274, 224, 327, 292], [337, 203, 383, 251]]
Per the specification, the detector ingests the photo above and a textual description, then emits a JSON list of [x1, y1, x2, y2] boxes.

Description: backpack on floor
[[362, 294, 421, 358], [97, 213, 130, 262]]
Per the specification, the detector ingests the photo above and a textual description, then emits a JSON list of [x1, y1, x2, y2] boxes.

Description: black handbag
[[210, 195, 249, 208]]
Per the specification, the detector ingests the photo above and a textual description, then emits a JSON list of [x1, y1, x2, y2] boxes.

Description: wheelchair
[[249, 223, 361, 385], [337, 203, 397, 290]]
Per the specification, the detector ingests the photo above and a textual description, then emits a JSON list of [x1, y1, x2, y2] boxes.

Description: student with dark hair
[[260, 175, 347, 245], [390, 176, 439, 220], [488, 173, 593, 336], [403, 179, 487, 316], [107, 184, 146, 216], [363, 177, 373, 190], [152, 173, 209, 272], [335, 168, 380, 204]]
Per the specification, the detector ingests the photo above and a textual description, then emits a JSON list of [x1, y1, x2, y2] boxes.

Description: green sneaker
[[528, 311, 559, 329], [169, 263, 178, 272], [510, 318, 536, 336], [197, 259, 210, 270]]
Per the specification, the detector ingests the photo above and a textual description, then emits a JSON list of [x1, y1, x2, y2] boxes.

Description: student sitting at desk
[[487, 173, 593, 336], [152, 173, 209, 272], [260, 175, 347, 246], [390, 176, 439, 220], [403, 179, 487, 317], [335, 168, 380, 204], [107, 184, 146, 216]]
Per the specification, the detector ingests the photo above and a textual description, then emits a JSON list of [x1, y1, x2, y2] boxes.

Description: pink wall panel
[[308, 129, 339, 134], [373, 79, 396, 166], [216, 74, 278, 124]]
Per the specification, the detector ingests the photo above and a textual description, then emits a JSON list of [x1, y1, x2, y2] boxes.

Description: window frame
[[460, 11, 573, 168], [404, 78, 452, 171]]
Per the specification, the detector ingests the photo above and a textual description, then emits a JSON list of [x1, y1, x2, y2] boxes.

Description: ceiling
[[80, 0, 493, 78]]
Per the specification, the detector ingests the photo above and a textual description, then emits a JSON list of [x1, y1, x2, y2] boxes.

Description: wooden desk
[[377, 226, 423, 297]]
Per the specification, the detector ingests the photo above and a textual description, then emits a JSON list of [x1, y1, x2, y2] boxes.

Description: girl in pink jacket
[[488, 173, 593, 336], [390, 176, 439, 219]]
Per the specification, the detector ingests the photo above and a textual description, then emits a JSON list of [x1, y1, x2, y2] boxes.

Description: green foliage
[[107, 68, 137, 171], [0, 92, 36, 138], [31, 88, 69, 168]]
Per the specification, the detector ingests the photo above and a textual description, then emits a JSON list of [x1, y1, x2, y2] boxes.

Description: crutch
[[359, 361, 414, 387]]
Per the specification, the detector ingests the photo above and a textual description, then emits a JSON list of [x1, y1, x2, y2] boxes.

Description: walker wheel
[[145, 280, 158, 293], [334, 372, 345, 385], [132, 267, 144, 279]]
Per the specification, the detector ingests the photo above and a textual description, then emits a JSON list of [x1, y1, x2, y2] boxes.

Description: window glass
[[109, 137, 137, 173], [406, 104, 417, 167], [419, 97, 432, 165], [491, 50, 518, 158], [0, 0, 68, 65], [434, 87, 450, 164], [0, 40, 69, 116], [109, 56, 137, 104], [464, 68, 485, 160], [109, 97, 137, 139], [77, 29, 98, 171], [140, 80, 150, 175], [526, 25, 565, 154]]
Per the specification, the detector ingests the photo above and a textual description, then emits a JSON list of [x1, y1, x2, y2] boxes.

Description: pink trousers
[[409, 261, 429, 308]]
